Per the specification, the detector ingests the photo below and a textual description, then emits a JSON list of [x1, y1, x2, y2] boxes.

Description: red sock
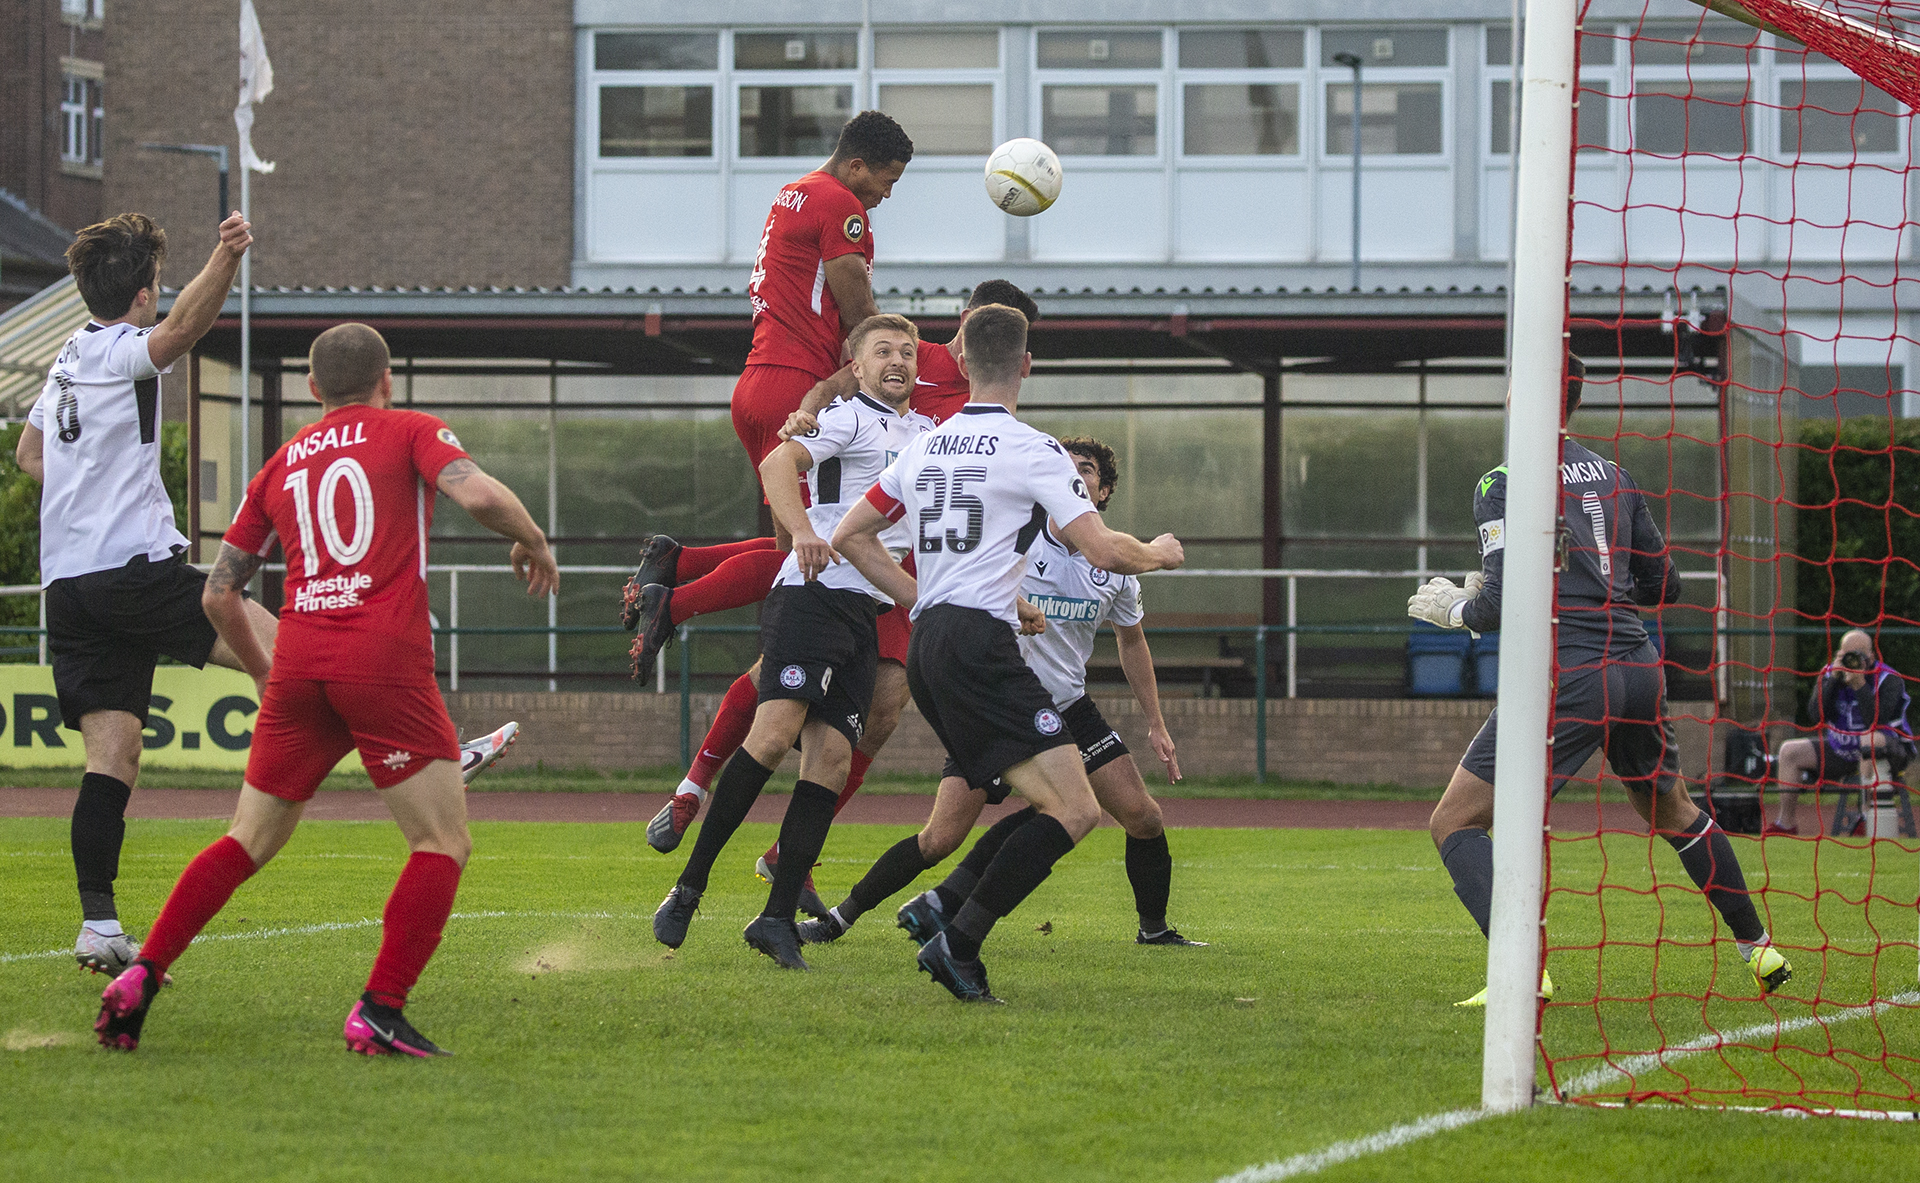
[[687, 672, 760, 791], [670, 549, 788, 624], [141, 835, 258, 972], [674, 537, 777, 583], [364, 852, 462, 1009], [835, 749, 873, 816]]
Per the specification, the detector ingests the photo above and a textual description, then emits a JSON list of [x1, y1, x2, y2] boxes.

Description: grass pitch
[[1, 817, 1911, 1182]]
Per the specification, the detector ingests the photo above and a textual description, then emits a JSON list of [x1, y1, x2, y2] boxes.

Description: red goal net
[[1539, 2, 1920, 1114]]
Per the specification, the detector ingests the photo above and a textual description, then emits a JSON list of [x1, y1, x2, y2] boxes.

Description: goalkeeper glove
[[1407, 573, 1484, 630]]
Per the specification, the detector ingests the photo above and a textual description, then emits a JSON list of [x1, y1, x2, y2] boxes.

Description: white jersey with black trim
[[776, 391, 934, 602], [27, 321, 187, 585], [870, 403, 1098, 625], [1017, 524, 1144, 708]]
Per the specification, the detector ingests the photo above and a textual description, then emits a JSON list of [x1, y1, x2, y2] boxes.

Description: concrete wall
[[105, 1, 574, 289], [442, 690, 1724, 788]]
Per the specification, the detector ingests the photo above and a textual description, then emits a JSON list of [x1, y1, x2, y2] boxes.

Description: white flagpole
[[239, 164, 250, 482], [235, 0, 275, 484]]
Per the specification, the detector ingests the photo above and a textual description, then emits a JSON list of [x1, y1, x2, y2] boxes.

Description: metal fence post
[[679, 625, 693, 768], [448, 568, 459, 691], [1286, 576, 1298, 698], [1254, 625, 1268, 784]]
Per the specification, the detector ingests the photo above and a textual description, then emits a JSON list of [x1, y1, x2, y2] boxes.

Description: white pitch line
[[1215, 990, 1920, 1182], [0, 909, 647, 965], [1214, 1109, 1493, 1183]]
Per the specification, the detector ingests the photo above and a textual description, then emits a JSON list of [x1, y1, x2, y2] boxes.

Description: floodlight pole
[[1333, 53, 1363, 291], [1483, 0, 1575, 1114]]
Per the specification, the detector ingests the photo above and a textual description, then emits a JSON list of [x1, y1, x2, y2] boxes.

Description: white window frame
[[60, 65, 103, 168], [1483, 26, 1617, 159], [587, 29, 723, 172], [1032, 26, 1172, 168], [1774, 61, 1909, 161], [731, 28, 861, 163], [870, 26, 1003, 164], [1173, 26, 1310, 164], [1623, 21, 1766, 164], [1314, 26, 1451, 166]]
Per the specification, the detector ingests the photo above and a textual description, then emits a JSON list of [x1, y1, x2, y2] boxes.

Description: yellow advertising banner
[[0, 665, 348, 771]]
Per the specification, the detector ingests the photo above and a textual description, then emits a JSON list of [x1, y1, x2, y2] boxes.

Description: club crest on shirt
[[781, 664, 807, 689], [437, 427, 462, 449], [1089, 568, 1110, 587], [1034, 708, 1063, 736], [843, 213, 865, 242]]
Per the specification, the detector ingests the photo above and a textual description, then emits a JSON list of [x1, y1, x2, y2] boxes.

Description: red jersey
[[225, 404, 470, 687], [908, 339, 970, 425], [746, 170, 874, 381]]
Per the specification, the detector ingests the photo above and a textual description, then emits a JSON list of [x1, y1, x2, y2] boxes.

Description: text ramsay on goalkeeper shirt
[[863, 404, 1097, 625]]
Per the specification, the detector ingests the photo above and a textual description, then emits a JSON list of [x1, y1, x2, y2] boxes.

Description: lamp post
[[1332, 53, 1363, 292], [138, 142, 229, 224]]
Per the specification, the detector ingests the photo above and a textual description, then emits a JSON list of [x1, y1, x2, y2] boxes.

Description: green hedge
[[1795, 419, 1920, 682]]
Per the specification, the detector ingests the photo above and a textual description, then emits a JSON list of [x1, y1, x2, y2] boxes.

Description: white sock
[[83, 919, 124, 937], [828, 906, 849, 932], [1737, 932, 1771, 962], [675, 778, 707, 804]]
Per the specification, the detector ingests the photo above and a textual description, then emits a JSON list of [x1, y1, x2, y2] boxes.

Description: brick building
[[102, 0, 574, 289], [0, 0, 106, 235]]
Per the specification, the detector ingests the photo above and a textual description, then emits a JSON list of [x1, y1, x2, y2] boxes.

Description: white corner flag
[[236, 0, 276, 174]]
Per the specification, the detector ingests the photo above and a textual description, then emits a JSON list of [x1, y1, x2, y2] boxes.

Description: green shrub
[[1795, 419, 1920, 686]]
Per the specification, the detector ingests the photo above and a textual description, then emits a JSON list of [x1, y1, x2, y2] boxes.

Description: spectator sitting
[[1767, 630, 1916, 836]]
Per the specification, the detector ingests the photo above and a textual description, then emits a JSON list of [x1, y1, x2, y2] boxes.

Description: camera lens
[[1840, 652, 1866, 670]]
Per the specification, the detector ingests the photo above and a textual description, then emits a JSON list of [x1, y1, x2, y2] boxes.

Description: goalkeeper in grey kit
[[1407, 356, 1791, 1003]]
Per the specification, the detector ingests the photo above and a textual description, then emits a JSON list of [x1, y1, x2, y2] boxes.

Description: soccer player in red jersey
[[623, 111, 915, 674], [642, 284, 1043, 904], [94, 324, 560, 1056]]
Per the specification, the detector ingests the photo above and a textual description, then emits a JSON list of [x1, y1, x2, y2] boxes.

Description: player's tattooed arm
[[435, 458, 482, 491], [202, 543, 274, 686], [206, 542, 264, 598]]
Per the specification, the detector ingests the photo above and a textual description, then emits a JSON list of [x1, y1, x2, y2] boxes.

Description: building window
[[1780, 79, 1901, 154], [1490, 80, 1609, 154], [1043, 85, 1157, 155], [1037, 29, 1163, 69], [1325, 83, 1443, 156], [877, 84, 994, 155], [1634, 80, 1750, 155], [594, 32, 718, 71], [739, 85, 853, 156], [1179, 29, 1303, 69], [735, 32, 859, 70], [600, 86, 713, 157], [875, 30, 998, 69], [1184, 84, 1299, 155], [61, 73, 103, 167], [1629, 20, 1760, 67], [1321, 28, 1449, 69]]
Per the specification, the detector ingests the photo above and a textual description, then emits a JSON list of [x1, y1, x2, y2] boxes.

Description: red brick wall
[[103, 1, 573, 289], [0, 0, 105, 232]]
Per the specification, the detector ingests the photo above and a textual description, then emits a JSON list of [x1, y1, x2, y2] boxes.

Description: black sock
[[72, 772, 133, 921], [1126, 832, 1173, 933], [945, 813, 1077, 961], [843, 834, 933, 922], [1666, 814, 1766, 944], [763, 780, 837, 921], [1439, 827, 1494, 938], [938, 805, 1036, 913], [677, 751, 772, 894]]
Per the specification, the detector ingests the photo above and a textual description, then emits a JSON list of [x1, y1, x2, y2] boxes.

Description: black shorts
[[911, 604, 1075, 800], [1461, 640, 1676, 795], [46, 553, 220, 730], [757, 582, 879, 750], [940, 693, 1130, 801]]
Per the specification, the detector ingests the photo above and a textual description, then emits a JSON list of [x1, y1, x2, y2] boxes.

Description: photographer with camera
[[1767, 630, 1917, 836]]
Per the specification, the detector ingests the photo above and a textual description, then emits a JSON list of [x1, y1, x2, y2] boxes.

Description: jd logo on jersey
[[843, 214, 865, 242]]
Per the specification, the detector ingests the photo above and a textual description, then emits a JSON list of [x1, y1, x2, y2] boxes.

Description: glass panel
[[406, 373, 551, 405], [1491, 80, 1609, 153], [1037, 30, 1163, 69], [1780, 79, 1902, 154], [875, 30, 998, 69], [1325, 83, 1445, 155], [1021, 372, 1262, 406], [1634, 80, 1750, 154], [1283, 408, 1420, 537], [1487, 25, 1616, 66], [734, 31, 860, 71], [1423, 372, 1507, 404], [1042, 86, 1158, 155], [1426, 410, 1506, 537], [1282, 372, 1419, 404], [594, 32, 718, 71], [1178, 29, 1304, 69], [877, 84, 994, 155], [1630, 20, 1761, 66], [555, 374, 737, 406], [1794, 363, 1908, 421], [1183, 83, 1299, 155], [1567, 409, 1720, 541], [1320, 28, 1448, 68], [599, 86, 713, 157], [739, 85, 854, 157]]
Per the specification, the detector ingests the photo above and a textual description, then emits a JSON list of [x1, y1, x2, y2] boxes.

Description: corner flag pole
[[235, 0, 275, 484], [239, 165, 250, 482], [1483, 0, 1576, 1113]]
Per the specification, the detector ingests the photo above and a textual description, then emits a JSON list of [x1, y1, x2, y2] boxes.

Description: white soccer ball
[[984, 138, 1063, 217]]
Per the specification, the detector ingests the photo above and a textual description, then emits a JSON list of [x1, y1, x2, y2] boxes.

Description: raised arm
[[830, 497, 917, 608], [824, 254, 879, 334], [781, 365, 859, 442], [202, 543, 271, 693], [1056, 512, 1184, 577], [147, 212, 252, 371], [15, 423, 42, 483], [1113, 620, 1180, 783], [435, 459, 559, 596]]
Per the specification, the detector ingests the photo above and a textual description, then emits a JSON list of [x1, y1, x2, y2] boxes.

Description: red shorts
[[731, 363, 821, 473], [246, 678, 462, 800], [877, 603, 911, 665]]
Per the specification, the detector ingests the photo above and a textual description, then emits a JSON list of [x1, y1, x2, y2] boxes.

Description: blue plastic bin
[[1406, 623, 1470, 696]]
